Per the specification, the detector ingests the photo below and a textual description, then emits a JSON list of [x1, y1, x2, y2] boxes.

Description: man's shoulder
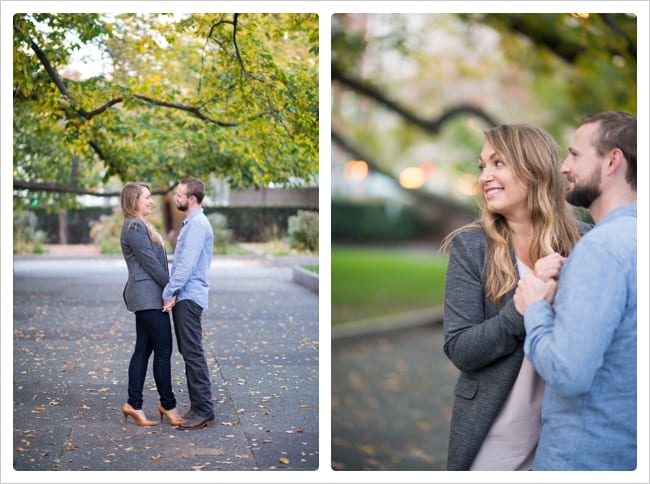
[[589, 208, 636, 238], [186, 209, 210, 225], [572, 211, 635, 261], [197, 211, 213, 230], [183, 210, 213, 239]]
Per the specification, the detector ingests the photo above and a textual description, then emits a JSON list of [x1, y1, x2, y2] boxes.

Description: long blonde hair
[[441, 124, 581, 303], [120, 183, 164, 246]]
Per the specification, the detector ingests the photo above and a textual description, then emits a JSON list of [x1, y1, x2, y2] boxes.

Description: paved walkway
[[331, 317, 458, 471], [41, 244, 102, 257], [11, 252, 318, 473]]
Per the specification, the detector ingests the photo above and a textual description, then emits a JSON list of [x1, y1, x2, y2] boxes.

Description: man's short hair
[[580, 111, 636, 190], [180, 177, 206, 204]]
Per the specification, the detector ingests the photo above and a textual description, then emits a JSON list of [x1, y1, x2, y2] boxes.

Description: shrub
[[288, 210, 318, 252], [90, 209, 170, 255], [89, 210, 123, 254], [14, 211, 47, 254], [207, 212, 233, 254], [258, 222, 284, 243]]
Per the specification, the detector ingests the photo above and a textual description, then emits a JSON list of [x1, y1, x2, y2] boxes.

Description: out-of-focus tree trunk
[[58, 210, 68, 244], [161, 192, 183, 251]]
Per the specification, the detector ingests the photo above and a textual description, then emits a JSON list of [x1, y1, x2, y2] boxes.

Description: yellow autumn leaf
[[279, 457, 290, 465]]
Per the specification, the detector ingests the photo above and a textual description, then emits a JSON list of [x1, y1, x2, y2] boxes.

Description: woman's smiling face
[[478, 141, 529, 220], [136, 187, 154, 218]]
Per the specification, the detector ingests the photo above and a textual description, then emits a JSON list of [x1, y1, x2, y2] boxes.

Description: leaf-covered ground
[[331, 323, 458, 470], [13, 256, 319, 471]]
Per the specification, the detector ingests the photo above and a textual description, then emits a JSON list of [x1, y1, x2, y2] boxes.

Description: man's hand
[[162, 295, 177, 313], [514, 272, 558, 315]]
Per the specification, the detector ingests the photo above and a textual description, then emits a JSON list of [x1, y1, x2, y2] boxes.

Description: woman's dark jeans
[[127, 309, 176, 410]]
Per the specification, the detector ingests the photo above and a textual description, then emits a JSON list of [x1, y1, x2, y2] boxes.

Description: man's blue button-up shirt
[[163, 208, 214, 310], [524, 204, 637, 470]]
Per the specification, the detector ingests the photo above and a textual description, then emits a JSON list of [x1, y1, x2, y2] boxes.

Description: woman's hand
[[514, 273, 558, 315], [162, 295, 176, 312], [534, 252, 566, 282]]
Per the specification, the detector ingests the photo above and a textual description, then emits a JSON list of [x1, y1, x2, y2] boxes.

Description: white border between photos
[[2, 2, 648, 484]]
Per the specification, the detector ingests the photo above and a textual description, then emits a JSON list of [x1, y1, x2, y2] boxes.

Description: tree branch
[[331, 127, 398, 183], [232, 13, 248, 85], [200, 15, 237, 93], [331, 63, 498, 133], [331, 127, 475, 224], [84, 98, 123, 118], [476, 14, 636, 65], [13, 180, 176, 197], [30, 37, 92, 119], [598, 13, 636, 58], [29, 36, 251, 127], [133, 94, 238, 126]]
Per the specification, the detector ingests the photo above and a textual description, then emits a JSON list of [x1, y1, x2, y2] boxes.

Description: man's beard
[[565, 170, 601, 208], [176, 202, 189, 212]]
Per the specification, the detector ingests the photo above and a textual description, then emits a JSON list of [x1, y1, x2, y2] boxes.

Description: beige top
[[470, 260, 545, 471]]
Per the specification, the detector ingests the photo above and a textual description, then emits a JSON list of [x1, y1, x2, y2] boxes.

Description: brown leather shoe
[[181, 408, 196, 420], [177, 414, 215, 430]]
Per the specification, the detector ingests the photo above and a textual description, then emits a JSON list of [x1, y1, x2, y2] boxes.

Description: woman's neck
[[507, 218, 534, 268]]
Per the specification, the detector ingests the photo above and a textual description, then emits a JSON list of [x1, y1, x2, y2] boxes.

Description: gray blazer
[[443, 227, 525, 470], [120, 218, 169, 312], [443, 222, 591, 470]]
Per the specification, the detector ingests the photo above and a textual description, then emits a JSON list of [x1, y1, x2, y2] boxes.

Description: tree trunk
[[58, 210, 68, 244]]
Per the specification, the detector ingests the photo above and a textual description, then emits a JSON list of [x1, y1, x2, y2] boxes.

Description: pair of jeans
[[127, 309, 176, 410], [172, 299, 214, 418]]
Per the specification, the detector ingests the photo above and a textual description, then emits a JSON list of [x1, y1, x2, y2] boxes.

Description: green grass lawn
[[331, 246, 448, 325]]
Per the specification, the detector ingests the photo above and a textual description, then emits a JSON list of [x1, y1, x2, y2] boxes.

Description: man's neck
[[185, 204, 201, 218], [590, 191, 636, 224]]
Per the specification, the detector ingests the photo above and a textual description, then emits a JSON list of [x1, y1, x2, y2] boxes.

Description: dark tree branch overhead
[[14, 12, 318, 207], [598, 13, 636, 59], [331, 63, 499, 133], [21, 33, 265, 197], [331, 62, 501, 197], [201, 13, 240, 93], [13, 179, 176, 197], [331, 127, 473, 218], [475, 13, 637, 65], [132, 94, 238, 126], [29, 36, 250, 127], [332, 127, 397, 183], [232, 13, 247, 84]]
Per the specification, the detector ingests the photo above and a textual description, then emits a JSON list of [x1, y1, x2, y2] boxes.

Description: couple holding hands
[[443, 111, 636, 471], [119, 177, 216, 431]]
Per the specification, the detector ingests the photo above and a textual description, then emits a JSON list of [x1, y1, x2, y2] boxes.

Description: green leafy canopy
[[13, 13, 319, 210]]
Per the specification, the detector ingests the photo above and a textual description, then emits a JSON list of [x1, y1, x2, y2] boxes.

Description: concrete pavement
[[12, 253, 318, 472], [331, 316, 458, 471]]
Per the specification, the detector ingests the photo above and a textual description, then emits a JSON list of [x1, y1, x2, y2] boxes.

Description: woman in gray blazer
[[120, 183, 183, 427], [441, 124, 588, 470]]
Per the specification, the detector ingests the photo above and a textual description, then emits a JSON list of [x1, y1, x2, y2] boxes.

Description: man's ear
[[606, 148, 625, 175]]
